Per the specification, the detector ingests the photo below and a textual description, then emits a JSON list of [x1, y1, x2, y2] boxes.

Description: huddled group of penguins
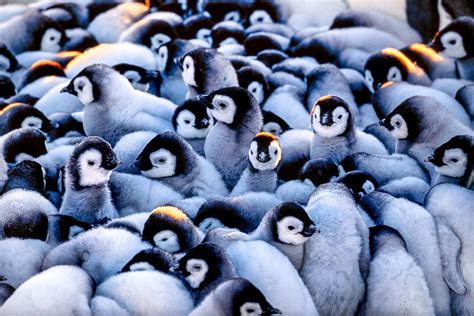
[[0, 0, 473, 315]]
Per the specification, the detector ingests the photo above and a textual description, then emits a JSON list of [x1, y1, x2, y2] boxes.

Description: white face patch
[[387, 66, 402, 82], [153, 230, 180, 253], [224, 11, 241, 22], [219, 37, 239, 47], [40, 28, 62, 52], [364, 70, 375, 93], [21, 116, 43, 129], [123, 70, 140, 85], [312, 106, 349, 138], [185, 258, 209, 288], [198, 217, 226, 233], [276, 216, 309, 245], [389, 114, 408, 139], [140, 148, 176, 178], [361, 180, 375, 198], [0, 55, 10, 72], [78, 149, 112, 187], [68, 225, 85, 240], [240, 302, 263, 316], [181, 55, 197, 87], [248, 81, 264, 104], [262, 122, 283, 136], [210, 94, 237, 124], [129, 262, 156, 272], [176, 109, 213, 139], [439, 31, 467, 59], [72, 76, 94, 105], [156, 46, 168, 72], [435, 148, 468, 177], [249, 10, 273, 25], [248, 140, 281, 171], [151, 33, 172, 52], [196, 29, 212, 44], [15, 153, 35, 164]]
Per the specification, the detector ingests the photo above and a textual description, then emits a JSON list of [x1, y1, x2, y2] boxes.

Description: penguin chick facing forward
[[136, 131, 228, 198], [364, 48, 431, 93], [172, 99, 214, 156], [179, 48, 238, 98], [427, 135, 474, 188], [59, 136, 119, 224], [61, 64, 176, 146], [202, 87, 263, 189], [310, 95, 388, 163], [231, 132, 281, 196], [366, 225, 435, 316]]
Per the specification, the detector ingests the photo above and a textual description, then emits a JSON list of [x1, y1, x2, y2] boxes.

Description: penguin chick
[[136, 131, 228, 198], [310, 95, 388, 163], [119, 19, 179, 52], [190, 278, 281, 316], [299, 158, 339, 186], [427, 135, 474, 188], [18, 60, 67, 98], [231, 132, 281, 196], [47, 112, 85, 143], [237, 66, 269, 105], [179, 48, 238, 98], [142, 206, 203, 254], [261, 111, 290, 137], [0, 76, 16, 100], [364, 48, 431, 93], [122, 247, 176, 273], [61, 64, 176, 146], [113, 63, 160, 92], [2, 160, 45, 194], [211, 21, 245, 48], [430, 16, 474, 60], [1, 127, 48, 164], [175, 242, 237, 304], [3, 208, 48, 241], [0, 43, 20, 75], [336, 170, 378, 202], [112, 131, 157, 175], [0, 103, 53, 135], [366, 225, 435, 316], [246, 1, 281, 26], [46, 214, 91, 246], [59, 136, 119, 224], [172, 99, 214, 156], [183, 14, 214, 45], [202, 87, 263, 189]]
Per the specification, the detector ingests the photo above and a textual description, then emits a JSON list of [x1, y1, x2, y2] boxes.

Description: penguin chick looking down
[[364, 48, 431, 93], [61, 64, 176, 146], [202, 87, 263, 189], [59, 136, 119, 224], [231, 132, 282, 196], [179, 48, 239, 98]]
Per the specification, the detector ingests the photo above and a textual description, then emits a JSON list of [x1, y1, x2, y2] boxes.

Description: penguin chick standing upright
[[202, 87, 263, 189], [61, 64, 176, 146], [230, 132, 281, 196], [310, 95, 388, 164], [179, 48, 238, 98], [59, 136, 119, 223]]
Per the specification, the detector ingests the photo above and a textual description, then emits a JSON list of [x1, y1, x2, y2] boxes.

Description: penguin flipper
[[437, 223, 467, 295], [223, 232, 251, 241]]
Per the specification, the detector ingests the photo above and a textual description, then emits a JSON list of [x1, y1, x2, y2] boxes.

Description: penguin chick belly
[[310, 135, 352, 163]]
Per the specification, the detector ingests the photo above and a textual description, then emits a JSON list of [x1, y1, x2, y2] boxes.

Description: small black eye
[[158, 158, 166, 163], [451, 158, 458, 163], [161, 238, 168, 242], [186, 63, 190, 69], [274, 150, 278, 155], [87, 161, 95, 166], [184, 120, 191, 124], [219, 103, 226, 109], [250, 150, 254, 155], [338, 115, 343, 119], [395, 121, 401, 127], [449, 39, 456, 45], [247, 309, 255, 313], [288, 225, 295, 230], [193, 265, 201, 271]]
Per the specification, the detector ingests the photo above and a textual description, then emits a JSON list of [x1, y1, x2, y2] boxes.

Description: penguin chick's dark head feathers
[[310, 95, 353, 138], [369, 224, 407, 256]]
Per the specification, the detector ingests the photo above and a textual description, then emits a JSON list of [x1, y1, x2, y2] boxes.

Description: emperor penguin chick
[[59, 136, 119, 224], [136, 131, 228, 198], [366, 225, 435, 316], [231, 132, 282, 196], [202, 87, 263, 189], [310, 95, 388, 163]]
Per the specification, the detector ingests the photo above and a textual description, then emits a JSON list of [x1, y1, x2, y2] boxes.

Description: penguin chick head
[[113, 63, 159, 92], [364, 48, 410, 93], [270, 202, 318, 245], [175, 242, 234, 289], [261, 111, 290, 137], [140, 20, 179, 53], [142, 206, 201, 253], [380, 96, 426, 140], [248, 132, 281, 171], [3, 210, 48, 241], [179, 47, 219, 89], [67, 136, 119, 188], [426, 135, 473, 178], [370, 225, 407, 256], [195, 199, 254, 233], [299, 158, 339, 186], [38, 19, 66, 53], [0, 43, 19, 73], [200, 87, 258, 126], [246, 1, 280, 26], [336, 171, 378, 202], [122, 247, 176, 273], [0, 76, 16, 99], [0, 103, 54, 134], [2, 128, 47, 164], [136, 131, 197, 178], [4, 160, 46, 194], [237, 66, 269, 105], [311, 95, 352, 138], [430, 16, 474, 59], [211, 21, 245, 48], [172, 99, 214, 139]]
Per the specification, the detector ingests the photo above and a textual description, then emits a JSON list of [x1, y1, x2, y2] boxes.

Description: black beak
[[195, 118, 210, 129], [320, 115, 333, 126], [0, 275, 6, 282], [301, 224, 319, 237], [266, 306, 282, 315], [60, 83, 76, 95], [375, 82, 382, 90], [198, 94, 213, 109], [175, 56, 185, 69], [141, 70, 160, 83], [428, 39, 442, 52], [425, 155, 443, 166], [103, 159, 120, 170], [256, 153, 271, 163]]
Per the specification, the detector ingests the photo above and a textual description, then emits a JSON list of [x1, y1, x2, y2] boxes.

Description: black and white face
[[77, 149, 114, 186], [184, 258, 209, 288], [181, 55, 197, 87], [156, 45, 169, 72], [21, 116, 44, 130], [435, 148, 468, 177], [140, 148, 177, 178], [249, 10, 273, 25], [387, 114, 408, 139], [247, 81, 264, 104], [209, 94, 237, 124], [240, 302, 264, 316], [198, 217, 226, 233], [360, 180, 376, 199], [249, 139, 281, 171], [128, 261, 156, 272], [439, 31, 467, 59], [224, 11, 241, 23], [151, 33, 172, 53], [153, 229, 180, 253], [312, 105, 350, 138], [276, 216, 315, 245], [40, 28, 62, 52], [72, 76, 94, 105], [175, 109, 214, 139], [196, 29, 212, 44], [123, 70, 148, 91]]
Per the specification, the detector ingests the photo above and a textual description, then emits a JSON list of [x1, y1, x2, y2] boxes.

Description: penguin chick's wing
[[436, 223, 468, 295], [223, 231, 251, 241]]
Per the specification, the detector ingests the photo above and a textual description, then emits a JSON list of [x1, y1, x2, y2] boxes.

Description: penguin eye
[[274, 149, 278, 155], [184, 120, 191, 124], [337, 115, 343, 120], [449, 39, 456, 45], [192, 265, 201, 271], [288, 225, 295, 231], [395, 120, 401, 127], [185, 63, 190, 69], [87, 161, 95, 166], [219, 103, 227, 109], [250, 150, 254, 155], [246, 308, 255, 313], [161, 237, 168, 241], [158, 158, 166, 164], [450, 158, 458, 163]]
